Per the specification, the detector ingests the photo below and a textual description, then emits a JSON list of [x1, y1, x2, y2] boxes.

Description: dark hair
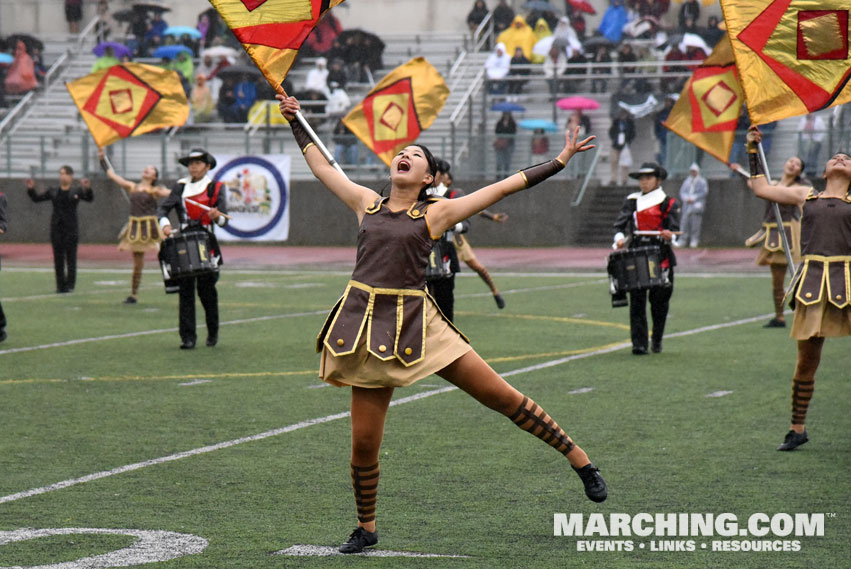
[[792, 156, 805, 184], [60, 165, 74, 175], [414, 143, 438, 201]]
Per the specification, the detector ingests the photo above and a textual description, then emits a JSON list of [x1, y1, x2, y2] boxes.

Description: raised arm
[[277, 95, 378, 219], [98, 148, 134, 192], [426, 127, 595, 237], [745, 126, 809, 206]]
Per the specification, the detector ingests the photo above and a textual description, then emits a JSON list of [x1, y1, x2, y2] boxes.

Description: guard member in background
[[0, 189, 8, 342], [25, 166, 94, 293], [612, 162, 680, 355], [425, 159, 469, 322], [157, 148, 228, 350]]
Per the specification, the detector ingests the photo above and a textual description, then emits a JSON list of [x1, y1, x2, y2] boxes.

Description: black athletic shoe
[[777, 430, 808, 451], [180, 339, 196, 350], [764, 318, 786, 328], [0, 330, 6, 343], [651, 341, 662, 353], [123, 296, 137, 304], [206, 335, 218, 347], [338, 527, 378, 554], [632, 346, 649, 355], [573, 463, 607, 502], [494, 294, 506, 309]]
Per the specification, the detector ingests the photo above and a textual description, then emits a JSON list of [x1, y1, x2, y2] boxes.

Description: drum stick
[[633, 230, 683, 236], [184, 198, 233, 220]]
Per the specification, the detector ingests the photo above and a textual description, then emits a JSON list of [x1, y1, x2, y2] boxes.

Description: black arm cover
[[99, 153, 113, 173], [518, 158, 565, 189], [290, 117, 313, 153], [747, 145, 764, 178]]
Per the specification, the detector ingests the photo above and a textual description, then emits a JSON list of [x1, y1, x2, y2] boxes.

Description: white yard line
[[0, 312, 773, 505]]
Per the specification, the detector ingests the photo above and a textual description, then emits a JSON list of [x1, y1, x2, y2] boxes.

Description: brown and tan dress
[[318, 196, 472, 388], [790, 190, 851, 339], [118, 189, 164, 252]]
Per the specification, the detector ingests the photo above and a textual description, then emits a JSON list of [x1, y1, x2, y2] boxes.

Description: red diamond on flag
[[738, 0, 851, 111], [82, 66, 161, 138], [240, 0, 269, 11]]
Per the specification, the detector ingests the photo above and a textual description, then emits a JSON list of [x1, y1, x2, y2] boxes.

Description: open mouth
[[398, 159, 411, 173]]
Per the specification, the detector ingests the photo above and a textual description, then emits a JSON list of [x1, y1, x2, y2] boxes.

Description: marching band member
[[278, 94, 607, 555], [98, 148, 171, 304], [745, 126, 851, 451], [611, 162, 681, 355], [157, 148, 228, 350]]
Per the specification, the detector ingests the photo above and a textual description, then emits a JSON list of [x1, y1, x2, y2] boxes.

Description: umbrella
[[201, 46, 239, 60], [0, 53, 13, 65], [6, 34, 44, 54], [523, 0, 556, 12], [133, 2, 171, 13], [492, 102, 526, 112], [582, 35, 613, 50], [93, 41, 132, 59], [163, 26, 202, 39], [533, 36, 569, 58], [153, 44, 193, 59], [556, 96, 599, 111], [567, 0, 596, 15], [217, 64, 262, 81], [617, 93, 659, 118], [519, 118, 559, 132], [112, 9, 135, 22]]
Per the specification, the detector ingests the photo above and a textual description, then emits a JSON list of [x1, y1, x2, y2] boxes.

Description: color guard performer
[[98, 148, 171, 304], [745, 126, 851, 451], [611, 162, 681, 355], [738, 156, 806, 328], [157, 149, 227, 349], [278, 94, 607, 555]]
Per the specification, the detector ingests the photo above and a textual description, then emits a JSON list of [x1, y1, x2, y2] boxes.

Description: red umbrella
[[567, 0, 596, 15], [556, 96, 600, 111]]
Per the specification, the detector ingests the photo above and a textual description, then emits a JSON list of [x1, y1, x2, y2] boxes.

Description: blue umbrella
[[93, 41, 132, 59], [518, 119, 559, 132], [491, 101, 526, 112], [163, 26, 202, 39], [0, 53, 13, 65], [153, 44, 194, 59]]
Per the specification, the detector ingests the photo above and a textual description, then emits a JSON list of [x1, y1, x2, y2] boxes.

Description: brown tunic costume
[[754, 200, 802, 266], [318, 197, 471, 388], [790, 190, 851, 339], [118, 189, 164, 252]]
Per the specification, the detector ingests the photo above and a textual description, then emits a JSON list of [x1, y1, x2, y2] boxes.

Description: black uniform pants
[[427, 275, 455, 323], [628, 271, 674, 350], [51, 230, 79, 291], [178, 271, 219, 342]]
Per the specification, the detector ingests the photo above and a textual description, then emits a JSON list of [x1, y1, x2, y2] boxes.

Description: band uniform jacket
[[613, 187, 681, 269], [26, 185, 94, 237], [157, 177, 228, 262]]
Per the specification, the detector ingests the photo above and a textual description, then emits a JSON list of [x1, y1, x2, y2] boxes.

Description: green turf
[[0, 265, 847, 568]]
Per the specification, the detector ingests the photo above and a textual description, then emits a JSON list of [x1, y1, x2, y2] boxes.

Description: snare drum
[[159, 230, 218, 290], [607, 246, 666, 294]]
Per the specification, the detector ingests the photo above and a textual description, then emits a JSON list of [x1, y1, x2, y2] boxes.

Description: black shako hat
[[628, 161, 667, 181], [178, 148, 217, 169]]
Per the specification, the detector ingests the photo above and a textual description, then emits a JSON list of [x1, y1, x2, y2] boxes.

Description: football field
[[0, 258, 848, 569]]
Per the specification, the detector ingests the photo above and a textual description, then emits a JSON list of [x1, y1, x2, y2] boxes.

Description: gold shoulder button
[[404, 347, 413, 356], [336, 338, 345, 346], [378, 345, 387, 352]]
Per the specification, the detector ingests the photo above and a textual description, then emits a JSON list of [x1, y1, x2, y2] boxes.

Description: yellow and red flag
[[66, 63, 188, 148], [721, 0, 851, 124], [208, 0, 346, 91], [664, 35, 744, 164], [342, 57, 449, 167]]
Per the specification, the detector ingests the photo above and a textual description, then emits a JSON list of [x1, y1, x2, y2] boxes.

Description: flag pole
[[292, 110, 349, 179], [757, 142, 796, 277]]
